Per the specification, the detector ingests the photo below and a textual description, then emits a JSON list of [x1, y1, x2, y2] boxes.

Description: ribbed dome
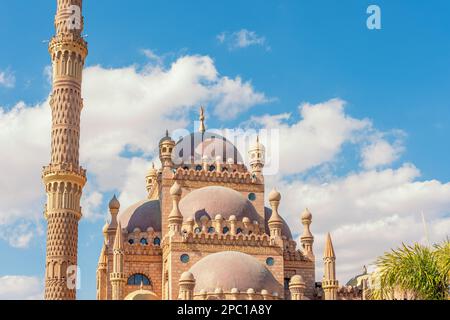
[[172, 132, 243, 165], [118, 199, 161, 233], [189, 251, 281, 293], [179, 186, 259, 221]]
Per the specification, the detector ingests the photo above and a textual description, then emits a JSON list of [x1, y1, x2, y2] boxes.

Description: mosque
[[42, 0, 366, 300]]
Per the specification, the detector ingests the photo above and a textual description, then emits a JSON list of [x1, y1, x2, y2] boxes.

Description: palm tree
[[370, 239, 449, 300]]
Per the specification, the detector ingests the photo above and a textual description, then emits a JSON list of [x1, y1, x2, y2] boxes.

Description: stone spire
[[323, 233, 338, 300], [300, 208, 314, 257], [96, 244, 108, 300], [110, 222, 126, 300], [199, 106, 206, 134], [42, 0, 88, 300], [268, 189, 283, 238]]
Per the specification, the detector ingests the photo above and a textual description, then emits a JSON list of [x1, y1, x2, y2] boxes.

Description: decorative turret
[[289, 275, 306, 300], [145, 163, 158, 196], [42, 0, 88, 300], [178, 272, 196, 300], [108, 194, 120, 230], [248, 136, 265, 180], [96, 244, 108, 300], [168, 182, 183, 234], [159, 130, 175, 169], [323, 233, 338, 300], [300, 208, 314, 257], [110, 222, 126, 300], [268, 189, 283, 238]]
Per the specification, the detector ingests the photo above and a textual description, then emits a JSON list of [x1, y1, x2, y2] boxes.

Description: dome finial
[[199, 106, 206, 134], [109, 194, 120, 210]]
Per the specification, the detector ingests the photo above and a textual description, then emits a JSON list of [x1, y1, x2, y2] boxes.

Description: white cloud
[[271, 164, 450, 282], [249, 99, 371, 175], [361, 133, 405, 169], [0, 276, 43, 300], [212, 76, 269, 119], [0, 53, 267, 246], [0, 69, 15, 88], [218, 29, 270, 51]]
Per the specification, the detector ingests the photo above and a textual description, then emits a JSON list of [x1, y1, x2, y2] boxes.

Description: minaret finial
[[199, 106, 206, 134]]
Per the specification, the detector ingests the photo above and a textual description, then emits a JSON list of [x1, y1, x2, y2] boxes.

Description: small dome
[[170, 182, 182, 196], [159, 130, 173, 144], [109, 195, 120, 210], [290, 275, 305, 285], [301, 208, 312, 220], [172, 132, 244, 165], [179, 186, 260, 222], [268, 189, 281, 202], [147, 163, 158, 176], [189, 251, 281, 294], [119, 199, 161, 233], [124, 289, 158, 300], [180, 272, 195, 282]]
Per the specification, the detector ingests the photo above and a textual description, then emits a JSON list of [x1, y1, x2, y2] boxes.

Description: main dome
[[189, 251, 281, 293], [172, 132, 244, 165], [118, 199, 161, 233], [179, 186, 259, 221]]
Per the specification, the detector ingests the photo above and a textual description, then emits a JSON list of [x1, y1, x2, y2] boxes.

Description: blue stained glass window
[[180, 254, 190, 263], [236, 228, 243, 234], [248, 193, 256, 201], [266, 257, 275, 266], [223, 226, 230, 234], [140, 238, 148, 245], [127, 274, 151, 286], [153, 237, 161, 246], [128, 239, 134, 245], [208, 227, 215, 234]]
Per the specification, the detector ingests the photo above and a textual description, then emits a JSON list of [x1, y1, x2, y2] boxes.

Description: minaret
[[168, 182, 183, 235], [248, 136, 265, 181], [42, 0, 88, 300], [323, 233, 339, 300], [110, 222, 126, 300], [300, 208, 314, 258], [268, 189, 283, 238]]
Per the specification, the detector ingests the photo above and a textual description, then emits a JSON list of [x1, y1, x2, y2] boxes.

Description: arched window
[[153, 237, 161, 246], [127, 274, 151, 286]]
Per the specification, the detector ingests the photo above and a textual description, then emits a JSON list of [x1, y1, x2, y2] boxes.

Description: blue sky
[[0, 0, 449, 299]]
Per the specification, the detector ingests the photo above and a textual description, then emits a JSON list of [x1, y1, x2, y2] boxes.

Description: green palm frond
[[370, 240, 449, 300]]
